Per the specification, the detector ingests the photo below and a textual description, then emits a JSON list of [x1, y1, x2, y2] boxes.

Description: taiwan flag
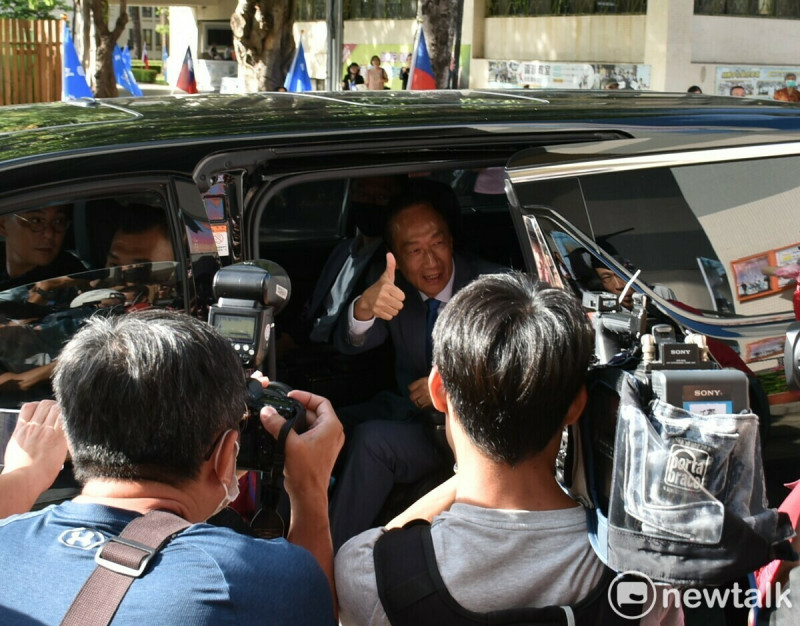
[[410, 28, 436, 90], [176, 46, 198, 94]]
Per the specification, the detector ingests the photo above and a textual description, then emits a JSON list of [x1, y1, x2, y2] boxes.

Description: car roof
[[3, 89, 800, 194]]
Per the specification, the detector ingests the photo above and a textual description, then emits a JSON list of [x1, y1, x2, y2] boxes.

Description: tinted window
[[580, 158, 800, 319], [0, 194, 181, 405], [259, 179, 347, 247]]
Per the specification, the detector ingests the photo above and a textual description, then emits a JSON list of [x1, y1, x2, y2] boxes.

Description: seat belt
[[61, 510, 191, 626]]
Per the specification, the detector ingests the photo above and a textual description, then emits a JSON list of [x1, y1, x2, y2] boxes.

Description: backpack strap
[[374, 521, 631, 626], [61, 510, 191, 626]]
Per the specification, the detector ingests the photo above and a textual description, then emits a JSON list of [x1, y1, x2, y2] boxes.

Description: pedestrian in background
[[342, 62, 364, 91], [366, 56, 389, 91]]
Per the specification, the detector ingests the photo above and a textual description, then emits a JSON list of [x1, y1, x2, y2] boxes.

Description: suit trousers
[[330, 419, 444, 552]]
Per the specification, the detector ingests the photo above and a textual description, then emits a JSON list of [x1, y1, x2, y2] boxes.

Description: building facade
[[132, 0, 800, 94]]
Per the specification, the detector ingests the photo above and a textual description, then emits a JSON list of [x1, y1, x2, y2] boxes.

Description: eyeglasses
[[14, 213, 71, 234]]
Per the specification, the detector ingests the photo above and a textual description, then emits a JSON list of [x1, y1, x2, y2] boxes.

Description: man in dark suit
[[304, 175, 404, 344], [330, 187, 501, 549]]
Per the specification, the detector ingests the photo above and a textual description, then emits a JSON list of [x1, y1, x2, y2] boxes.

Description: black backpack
[[373, 520, 640, 626]]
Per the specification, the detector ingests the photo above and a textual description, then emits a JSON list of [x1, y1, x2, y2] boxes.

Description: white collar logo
[[58, 528, 106, 550]]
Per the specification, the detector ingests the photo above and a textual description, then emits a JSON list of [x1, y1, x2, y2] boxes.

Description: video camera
[[208, 260, 306, 475], [583, 288, 749, 413]]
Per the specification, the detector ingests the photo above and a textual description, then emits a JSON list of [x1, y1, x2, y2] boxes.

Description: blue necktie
[[425, 298, 440, 367]]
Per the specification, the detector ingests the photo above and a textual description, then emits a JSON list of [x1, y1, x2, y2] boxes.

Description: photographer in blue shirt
[[0, 310, 343, 625]]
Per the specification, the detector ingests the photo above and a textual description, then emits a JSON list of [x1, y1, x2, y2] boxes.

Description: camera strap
[[61, 510, 190, 626]]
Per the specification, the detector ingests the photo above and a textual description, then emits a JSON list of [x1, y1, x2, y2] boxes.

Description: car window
[[0, 194, 182, 405], [579, 159, 799, 320], [259, 179, 347, 246]]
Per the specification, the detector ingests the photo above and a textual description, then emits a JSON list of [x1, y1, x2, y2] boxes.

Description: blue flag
[[284, 40, 312, 92], [62, 23, 92, 99], [113, 45, 143, 97], [122, 45, 132, 71]]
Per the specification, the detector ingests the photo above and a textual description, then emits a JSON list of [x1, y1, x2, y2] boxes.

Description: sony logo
[[694, 389, 723, 397], [671, 349, 692, 355]]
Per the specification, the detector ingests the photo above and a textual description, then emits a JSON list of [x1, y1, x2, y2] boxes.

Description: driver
[[0, 206, 176, 392]]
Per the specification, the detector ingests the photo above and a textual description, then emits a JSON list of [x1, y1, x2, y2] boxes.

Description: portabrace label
[[663, 441, 711, 493]]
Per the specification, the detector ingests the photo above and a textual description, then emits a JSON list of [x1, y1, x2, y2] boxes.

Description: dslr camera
[[208, 260, 306, 476]]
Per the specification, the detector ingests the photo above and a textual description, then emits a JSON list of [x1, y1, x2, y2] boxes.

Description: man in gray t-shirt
[[335, 272, 682, 626]]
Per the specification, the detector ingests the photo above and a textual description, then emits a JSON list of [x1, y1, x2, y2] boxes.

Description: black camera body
[[238, 379, 306, 476], [209, 261, 302, 475]]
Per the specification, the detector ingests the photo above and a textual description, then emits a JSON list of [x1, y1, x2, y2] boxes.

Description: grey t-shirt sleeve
[[335, 527, 390, 626]]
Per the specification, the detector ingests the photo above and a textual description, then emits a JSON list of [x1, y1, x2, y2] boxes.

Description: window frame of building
[[341, 0, 418, 20], [486, 0, 647, 18], [694, 0, 800, 18]]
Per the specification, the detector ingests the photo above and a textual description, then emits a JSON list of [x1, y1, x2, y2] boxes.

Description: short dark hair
[[53, 310, 246, 486], [432, 272, 593, 465], [382, 180, 461, 252], [687, 85, 702, 94], [115, 203, 170, 237]]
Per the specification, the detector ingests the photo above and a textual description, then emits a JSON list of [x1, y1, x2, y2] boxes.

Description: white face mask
[[212, 429, 240, 516]]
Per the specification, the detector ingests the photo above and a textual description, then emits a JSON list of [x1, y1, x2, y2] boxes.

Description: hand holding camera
[[259, 388, 344, 507]]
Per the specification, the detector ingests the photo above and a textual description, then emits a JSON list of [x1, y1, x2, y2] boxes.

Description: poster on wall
[[487, 61, 650, 90], [745, 337, 785, 363], [730, 241, 800, 302], [716, 66, 799, 98]]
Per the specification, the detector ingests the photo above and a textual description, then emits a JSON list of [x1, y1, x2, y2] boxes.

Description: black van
[[1, 89, 799, 504]]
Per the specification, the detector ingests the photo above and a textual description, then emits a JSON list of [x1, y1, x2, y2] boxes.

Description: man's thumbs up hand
[[354, 252, 406, 321]]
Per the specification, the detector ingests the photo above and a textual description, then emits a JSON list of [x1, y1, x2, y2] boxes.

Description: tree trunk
[[91, 0, 129, 97], [419, 0, 459, 89], [81, 0, 91, 80], [230, 0, 297, 92], [158, 8, 168, 54], [129, 6, 142, 59]]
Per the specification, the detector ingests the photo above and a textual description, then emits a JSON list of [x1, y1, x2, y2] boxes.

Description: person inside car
[[0, 206, 86, 292], [0, 205, 176, 393], [104, 204, 175, 268], [328, 186, 501, 549], [0, 310, 343, 624], [335, 272, 682, 625]]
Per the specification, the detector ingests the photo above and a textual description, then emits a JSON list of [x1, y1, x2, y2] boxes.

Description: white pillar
[[644, 0, 694, 92]]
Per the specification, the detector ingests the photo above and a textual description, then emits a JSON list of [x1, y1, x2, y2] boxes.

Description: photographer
[[0, 400, 67, 517], [0, 310, 343, 624]]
